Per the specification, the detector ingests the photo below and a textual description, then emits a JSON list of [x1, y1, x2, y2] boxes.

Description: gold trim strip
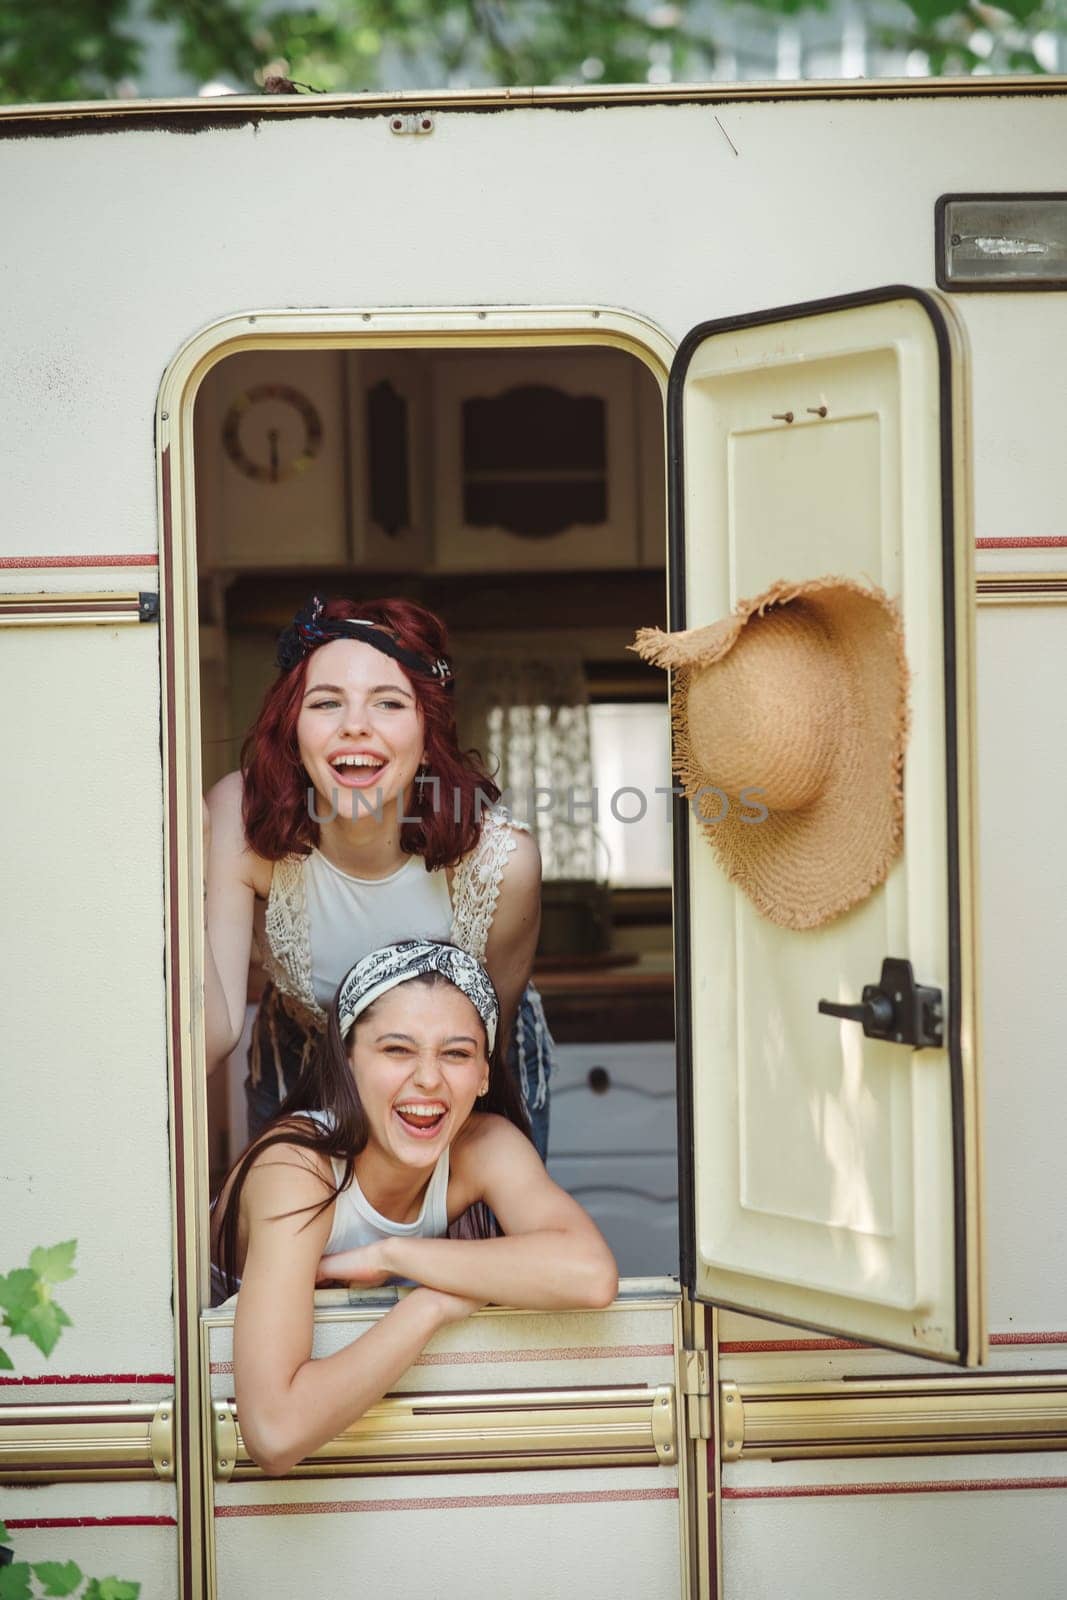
[[720, 1374, 1067, 1461], [0, 592, 145, 626], [3, 76, 1067, 124], [212, 1385, 676, 1483], [976, 573, 1067, 606], [0, 1400, 175, 1483]]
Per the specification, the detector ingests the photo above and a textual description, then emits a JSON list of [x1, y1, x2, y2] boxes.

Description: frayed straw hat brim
[[633, 577, 909, 931]]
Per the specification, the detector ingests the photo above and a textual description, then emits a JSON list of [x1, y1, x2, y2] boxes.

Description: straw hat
[[632, 577, 909, 931]]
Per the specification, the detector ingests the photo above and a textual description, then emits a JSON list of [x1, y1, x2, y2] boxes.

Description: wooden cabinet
[[431, 350, 641, 572], [344, 349, 432, 571], [547, 1041, 678, 1279], [194, 348, 348, 569], [194, 345, 662, 576]]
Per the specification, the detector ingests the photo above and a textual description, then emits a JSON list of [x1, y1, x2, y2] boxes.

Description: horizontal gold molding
[[720, 1373, 1067, 1461], [976, 573, 1067, 607], [213, 1384, 677, 1482], [0, 1400, 174, 1483], [0, 592, 148, 626], [3, 76, 1066, 127]]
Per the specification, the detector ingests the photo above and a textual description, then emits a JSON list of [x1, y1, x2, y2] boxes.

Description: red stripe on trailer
[[216, 1487, 679, 1517], [0, 1372, 174, 1385], [722, 1477, 1067, 1500], [416, 1342, 676, 1365], [0, 554, 159, 568], [719, 1331, 1067, 1353], [976, 536, 1067, 548], [3, 1517, 177, 1528], [719, 1339, 864, 1353], [209, 1344, 674, 1376]]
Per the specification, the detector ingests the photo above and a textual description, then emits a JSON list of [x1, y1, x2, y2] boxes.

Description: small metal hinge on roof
[[389, 111, 434, 135], [138, 591, 160, 623], [681, 1348, 711, 1441]]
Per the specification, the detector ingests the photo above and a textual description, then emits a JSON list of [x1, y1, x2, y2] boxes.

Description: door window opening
[[191, 333, 677, 1284]]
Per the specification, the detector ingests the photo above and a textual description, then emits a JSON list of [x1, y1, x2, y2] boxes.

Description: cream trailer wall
[[3, 83, 1067, 1599]]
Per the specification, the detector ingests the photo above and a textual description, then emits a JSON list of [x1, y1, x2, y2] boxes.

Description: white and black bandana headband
[[276, 594, 453, 686], [336, 940, 499, 1052]]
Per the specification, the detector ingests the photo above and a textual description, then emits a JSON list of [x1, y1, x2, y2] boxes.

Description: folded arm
[[234, 1144, 476, 1477], [319, 1117, 619, 1312]]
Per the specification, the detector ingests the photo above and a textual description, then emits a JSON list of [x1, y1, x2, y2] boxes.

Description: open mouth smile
[[329, 751, 389, 787], [393, 1100, 448, 1139]]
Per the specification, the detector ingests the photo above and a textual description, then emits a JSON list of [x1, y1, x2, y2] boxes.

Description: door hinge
[[213, 1400, 238, 1482], [719, 1380, 744, 1460], [150, 1398, 175, 1481], [138, 591, 159, 623], [681, 1348, 712, 1441]]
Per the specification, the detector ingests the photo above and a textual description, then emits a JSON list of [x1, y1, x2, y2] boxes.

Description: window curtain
[[456, 652, 599, 881]]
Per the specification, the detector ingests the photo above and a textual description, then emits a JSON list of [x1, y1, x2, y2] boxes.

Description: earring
[[478, 1079, 489, 1098]]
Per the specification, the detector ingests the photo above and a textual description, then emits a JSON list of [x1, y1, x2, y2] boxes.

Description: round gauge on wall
[[221, 383, 324, 484]]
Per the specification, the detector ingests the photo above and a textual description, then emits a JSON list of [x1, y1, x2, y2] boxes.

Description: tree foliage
[[0, 0, 1060, 105]]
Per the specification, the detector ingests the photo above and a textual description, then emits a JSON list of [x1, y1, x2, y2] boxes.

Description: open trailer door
[[667, 287, 985, 1366]]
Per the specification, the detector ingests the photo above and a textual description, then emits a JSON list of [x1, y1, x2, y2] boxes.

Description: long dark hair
[[214, 954, 532, 1295], [240, 596, 500, 869]]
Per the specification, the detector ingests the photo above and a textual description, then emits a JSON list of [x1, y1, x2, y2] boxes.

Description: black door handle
[[818, 958, 944, 1049], [818, 994, 895, 1032]]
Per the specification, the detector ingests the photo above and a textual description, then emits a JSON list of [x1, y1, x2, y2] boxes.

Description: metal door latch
[[818, 957, 944, 1049]]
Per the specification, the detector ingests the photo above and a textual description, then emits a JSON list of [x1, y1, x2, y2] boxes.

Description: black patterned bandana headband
[[336, 940, 499, 1052], [276, 595, 454, 686]]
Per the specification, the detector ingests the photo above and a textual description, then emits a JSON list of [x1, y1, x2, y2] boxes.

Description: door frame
[[155, 303, 705, 1599]]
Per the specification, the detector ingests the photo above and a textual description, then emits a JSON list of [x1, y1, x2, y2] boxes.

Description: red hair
[[240, 597, 500, 869]]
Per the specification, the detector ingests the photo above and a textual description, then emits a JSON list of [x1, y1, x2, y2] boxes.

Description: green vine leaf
[[28, 1244, 77, 1287], [4, 1296, 72, 1361], [0, 1270, 38, 1318], [84, 1581, 141, 1600], [32, 1562, 84, 1597], [0, 1517, 8, 1538], [0, 1562, 33, 1600], [0, 1345, 13, 1370]]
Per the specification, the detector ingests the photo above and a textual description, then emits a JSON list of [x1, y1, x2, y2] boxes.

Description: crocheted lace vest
[[260, 807, 524, 1025]]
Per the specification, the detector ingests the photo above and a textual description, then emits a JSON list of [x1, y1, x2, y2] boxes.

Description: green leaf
[[0, 1344, 13, 1370], [0, 1518, 8, 1539], [0, 1271, 38, 1318], [32, 1562, 84, 1597], [5, 1297, 72, 1360], [84, 1582, 140, 1600], [0, 1563, 33, 1600], [28, 1243, 77, 1287]]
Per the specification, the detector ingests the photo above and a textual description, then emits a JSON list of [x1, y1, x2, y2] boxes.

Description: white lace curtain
[[457, 653, 598, 881]]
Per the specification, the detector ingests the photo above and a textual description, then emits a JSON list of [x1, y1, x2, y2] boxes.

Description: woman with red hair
[[204, 595, 550, 1153]]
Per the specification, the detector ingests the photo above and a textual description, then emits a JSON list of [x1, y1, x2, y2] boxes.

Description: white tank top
[[303, 849, 453, 1009], [298, 1112, 451, 1254]]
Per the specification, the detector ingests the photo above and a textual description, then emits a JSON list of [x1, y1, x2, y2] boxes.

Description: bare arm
[[203, 771, 260, 1072], [234, 1144, 478, 1477], [483, 827, 542, 1056], [319, 1117, 619, 1312]]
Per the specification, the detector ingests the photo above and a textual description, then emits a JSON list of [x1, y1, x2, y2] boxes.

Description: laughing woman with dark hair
[[203, 595, 552, 1152], [212, 941, 616, 1477]]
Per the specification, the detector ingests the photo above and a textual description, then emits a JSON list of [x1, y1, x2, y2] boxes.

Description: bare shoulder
[[228, 1128, 336, 1224], [497, 824, 542, 899], [451, 1112, 539, 1183]]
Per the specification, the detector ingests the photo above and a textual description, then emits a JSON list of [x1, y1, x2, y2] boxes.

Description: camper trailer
[[2, 76, 1066, 1599]]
